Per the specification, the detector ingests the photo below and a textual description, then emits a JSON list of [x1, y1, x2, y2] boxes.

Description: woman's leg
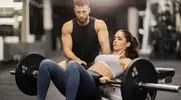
[[37, 59, 66, 100], [65, 61, 102, 100]]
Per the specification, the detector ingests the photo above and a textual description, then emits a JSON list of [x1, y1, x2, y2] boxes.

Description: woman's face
[[113, 31, 130, 52]]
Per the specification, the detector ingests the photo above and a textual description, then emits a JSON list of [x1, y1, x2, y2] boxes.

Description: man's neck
[[77, 17, 90, 26]]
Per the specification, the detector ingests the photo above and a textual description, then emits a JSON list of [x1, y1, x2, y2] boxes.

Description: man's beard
[[77, 17, 88, 24]]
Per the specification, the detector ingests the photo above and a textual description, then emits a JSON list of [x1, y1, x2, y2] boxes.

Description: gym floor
[[0, 55, 181, 100]]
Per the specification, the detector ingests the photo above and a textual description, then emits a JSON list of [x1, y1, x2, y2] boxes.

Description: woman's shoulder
[[119, 58, 132, 64], [97, 54, 118, 56], [119, 58, 133, 70], [95, 54, 118, 61], [96, 54, 119, 58]]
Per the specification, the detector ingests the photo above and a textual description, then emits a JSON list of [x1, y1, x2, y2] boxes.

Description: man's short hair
[[74, 0, 90, 6]]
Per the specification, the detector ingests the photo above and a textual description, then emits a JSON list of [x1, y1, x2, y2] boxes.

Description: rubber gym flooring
[[0, 55, 181, 100]]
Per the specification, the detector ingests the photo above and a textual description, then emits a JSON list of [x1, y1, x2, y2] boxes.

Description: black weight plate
[[121, 58, 158, 100], [15, 53, 45, 95]]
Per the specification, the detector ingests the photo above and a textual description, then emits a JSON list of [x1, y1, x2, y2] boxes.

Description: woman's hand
[[99, 77, 121, 87], [99, 77, 110, 84]]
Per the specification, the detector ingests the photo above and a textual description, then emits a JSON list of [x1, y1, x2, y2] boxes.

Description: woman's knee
[[40, 59, 53, 66], [39, 59, 56, 69], [39, 59, 65, 76], [67, 60, 81, 69]]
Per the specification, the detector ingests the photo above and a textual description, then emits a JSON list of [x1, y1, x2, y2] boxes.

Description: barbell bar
[[106, 80, 181, 93]]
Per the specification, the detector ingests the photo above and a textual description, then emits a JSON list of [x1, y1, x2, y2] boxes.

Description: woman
[[37, 29, 139, 100]]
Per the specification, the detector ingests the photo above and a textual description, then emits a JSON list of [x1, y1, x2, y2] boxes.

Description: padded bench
[[156, 67, 175, 79], [156, 67, 175, 83]]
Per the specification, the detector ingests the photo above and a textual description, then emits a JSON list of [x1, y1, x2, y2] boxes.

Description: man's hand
[[75, 59, 87, 65], [58, 60, 67, 69]]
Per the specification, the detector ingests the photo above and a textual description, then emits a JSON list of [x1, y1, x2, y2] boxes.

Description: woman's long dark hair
[[119, 29, 140, 59]]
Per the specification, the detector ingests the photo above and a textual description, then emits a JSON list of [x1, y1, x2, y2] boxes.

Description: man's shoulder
[[64, 19, 73, 26], [62, 19, 74, 33], [63, 19, 73, 29], [94, 18, 104, 23], [93, 18, 106, 26], [94, 18, 106, 29]]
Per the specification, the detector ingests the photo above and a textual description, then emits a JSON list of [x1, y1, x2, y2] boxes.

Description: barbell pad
[[105, 80, 122, 85], [121, 58, 158, 100], [15, 53, 45, 96]]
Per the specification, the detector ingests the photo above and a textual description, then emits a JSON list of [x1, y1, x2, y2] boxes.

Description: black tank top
[[72, 17, 100, 64]]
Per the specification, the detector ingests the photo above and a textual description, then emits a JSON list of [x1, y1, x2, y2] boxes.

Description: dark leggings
[[37, 59, 103, 100]]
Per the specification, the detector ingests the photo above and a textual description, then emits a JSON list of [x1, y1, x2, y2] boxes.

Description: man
[[59, 0, 110, 69], [37, 1, 110, 99]]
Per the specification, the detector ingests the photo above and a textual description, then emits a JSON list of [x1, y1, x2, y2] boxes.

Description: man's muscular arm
[[61, 21, 86, 65], [62, 21, 79, 60], [95, 19, 111, 54]]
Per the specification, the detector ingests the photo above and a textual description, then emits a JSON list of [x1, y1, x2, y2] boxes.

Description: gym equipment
[[105, 58, 180, 100], [156, 67, 174, 83], [10, 53, 45, 95], [10, 53, 180, 100], [0, 52, 24, 64]]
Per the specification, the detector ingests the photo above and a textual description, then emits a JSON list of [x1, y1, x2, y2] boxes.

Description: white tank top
[[94, 54, 123, 78]]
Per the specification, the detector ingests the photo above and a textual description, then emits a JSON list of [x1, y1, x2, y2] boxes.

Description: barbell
[[10, 53, 181, 100], [10, 53, 45, 95], [105, 58, 180, 100]]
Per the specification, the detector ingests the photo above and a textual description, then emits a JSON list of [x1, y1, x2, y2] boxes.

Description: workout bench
[[156, 67, 175, 83]]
